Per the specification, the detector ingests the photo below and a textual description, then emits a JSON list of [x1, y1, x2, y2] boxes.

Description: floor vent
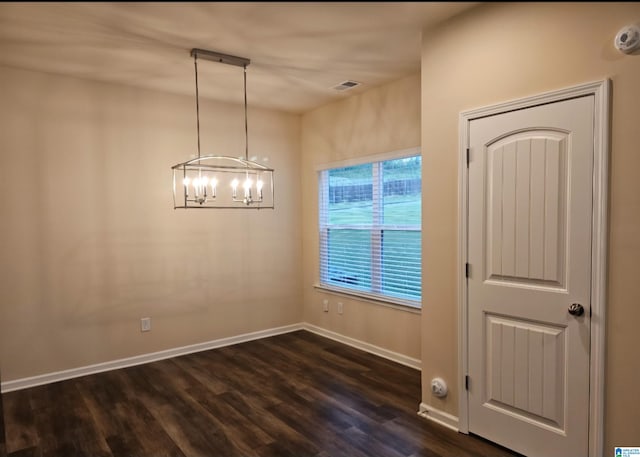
[[332, 80, 361, 91]]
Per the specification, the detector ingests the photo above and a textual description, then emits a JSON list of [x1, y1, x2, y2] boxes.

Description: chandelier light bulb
[[231, 178, 239, 198], [243, 177, 253, 199], [256, 179, 264, 199], [210, 177, 218, 198], [183, 177, 191, 197], [192, 177, 202, 200]]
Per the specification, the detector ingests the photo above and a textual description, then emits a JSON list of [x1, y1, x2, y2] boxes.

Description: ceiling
[[0, 2, 479, 113]]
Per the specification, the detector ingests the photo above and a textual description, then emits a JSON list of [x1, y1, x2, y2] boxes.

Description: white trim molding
[[418, 402, 459, 432], [315, 146, 420, 171], [302, 323, 421, 370], [457, 79, 609, 457], [313, 284, 421, 314], [1, 323, 303, 393], [1, 322, 421, 393]]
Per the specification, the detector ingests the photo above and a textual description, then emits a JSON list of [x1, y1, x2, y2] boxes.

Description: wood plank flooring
[[2, 330, 519, 457]]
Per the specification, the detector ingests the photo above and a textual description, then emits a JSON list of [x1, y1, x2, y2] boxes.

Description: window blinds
[[319, 156, 422, 306]]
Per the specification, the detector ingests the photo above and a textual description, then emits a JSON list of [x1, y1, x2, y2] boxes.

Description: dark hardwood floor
[[2, 330, 519, 457]]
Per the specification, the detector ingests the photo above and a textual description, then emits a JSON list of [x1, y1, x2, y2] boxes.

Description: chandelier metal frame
[[172, 48, 274, 209]]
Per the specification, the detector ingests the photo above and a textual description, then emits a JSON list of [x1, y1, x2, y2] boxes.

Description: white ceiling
[[0, 2, 479, 113]]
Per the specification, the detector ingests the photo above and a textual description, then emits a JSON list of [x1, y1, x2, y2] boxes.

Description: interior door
[[467, 96, 593, 457]]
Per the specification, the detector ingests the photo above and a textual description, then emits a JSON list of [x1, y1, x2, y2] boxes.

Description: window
[[318, 153, 421, 307]]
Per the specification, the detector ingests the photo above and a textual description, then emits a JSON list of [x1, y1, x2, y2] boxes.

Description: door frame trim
[[457, 80, 610, 457]]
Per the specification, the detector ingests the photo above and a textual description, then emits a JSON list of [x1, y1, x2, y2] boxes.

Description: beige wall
[[420, 1, 640, 449], [301, 74, 422, 360], [0, 66, 302, 382]]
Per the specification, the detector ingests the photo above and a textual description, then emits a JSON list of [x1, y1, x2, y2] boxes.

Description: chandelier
[[172, 48, 274, 209]]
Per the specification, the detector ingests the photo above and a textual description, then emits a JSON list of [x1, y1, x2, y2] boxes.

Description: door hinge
[[465, 375, 470, 391], [465, 262, 470, 278], [466, 148, 470, 167]]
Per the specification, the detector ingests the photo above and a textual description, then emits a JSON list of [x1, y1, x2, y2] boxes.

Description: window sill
[[313, 284, 422, 314]]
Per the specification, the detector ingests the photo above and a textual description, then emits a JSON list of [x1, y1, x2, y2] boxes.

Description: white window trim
[[315, 147, 421, 172], [313, 283, 421, 314], [317, 146, 422, 310]]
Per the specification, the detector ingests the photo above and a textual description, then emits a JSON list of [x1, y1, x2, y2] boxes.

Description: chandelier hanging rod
[[192, 48, 251, 163], [190, 48, 250, 68]]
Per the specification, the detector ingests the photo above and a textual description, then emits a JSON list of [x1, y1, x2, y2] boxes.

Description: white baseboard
[[417, 402, 459, 432], [1, 323, 303, 393], [302, 323, 421, 370], [1, 322, 422, 393]]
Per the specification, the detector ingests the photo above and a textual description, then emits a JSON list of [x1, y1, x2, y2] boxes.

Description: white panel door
[[467, 96, 593, 457]]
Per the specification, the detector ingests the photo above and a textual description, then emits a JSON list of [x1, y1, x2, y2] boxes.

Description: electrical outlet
[[141, 317, 151, 332], [322, 299, 329, 312], [337, 302, 344, 315]]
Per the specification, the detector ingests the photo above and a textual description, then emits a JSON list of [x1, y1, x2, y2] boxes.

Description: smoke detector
[[614, 24, 640, 54], [331, 80, 361, 91]]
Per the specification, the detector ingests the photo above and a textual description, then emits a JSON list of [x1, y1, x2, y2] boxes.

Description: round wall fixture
[[430, 377, 448, 398], [614, 24, 640, 54]]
